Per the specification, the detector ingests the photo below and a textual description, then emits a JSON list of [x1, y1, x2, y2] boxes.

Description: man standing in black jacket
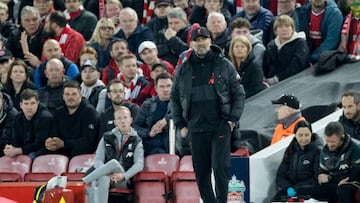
[[170, 26, 245, 203], [339, 90, 360, 141]]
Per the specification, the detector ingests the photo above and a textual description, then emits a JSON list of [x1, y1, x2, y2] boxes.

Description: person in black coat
[[229, 35, 265, 98], [0, 92, 18, 157], [272, 120, 321, 201]]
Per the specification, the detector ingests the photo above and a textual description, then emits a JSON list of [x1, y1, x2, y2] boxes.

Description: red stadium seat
[[144, 154, 179, 176], [0, 173, 22, 182], [31, 154, 69, 175], [179, 155, 193, 171], [24, 172, 56, 182], [230, 147, 250, 157], [133, 172, 169, 203], [171, 171, 200, 203], [0, 155, 32, 181], [60, 172, 84, 181], [67, 154, 95, 172]]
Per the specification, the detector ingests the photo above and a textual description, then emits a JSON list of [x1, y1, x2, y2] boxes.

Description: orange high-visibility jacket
[[271, 117, 305, 145]]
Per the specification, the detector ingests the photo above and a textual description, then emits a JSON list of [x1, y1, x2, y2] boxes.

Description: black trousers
[[190, 126, 231, 203], [313, 182, 358, 203]]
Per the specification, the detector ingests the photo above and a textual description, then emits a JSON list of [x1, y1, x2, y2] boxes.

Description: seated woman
[[82, 106, 144, 202], [228, 35, 265, 98], [272, 120, 320, 201], [264, 14, 309, 86]]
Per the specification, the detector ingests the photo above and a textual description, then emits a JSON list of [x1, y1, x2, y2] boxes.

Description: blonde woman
[[88, 18, 116, 70], [229, 35, 265, 98]]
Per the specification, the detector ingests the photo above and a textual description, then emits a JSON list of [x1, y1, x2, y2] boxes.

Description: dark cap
[[191, 26, 211, 41], [80, 60, 97, 71], [155, 0, 172, 7], [0, 49, 12, 61], [152, 62, 168, 72], [271, 94, 300, 109]]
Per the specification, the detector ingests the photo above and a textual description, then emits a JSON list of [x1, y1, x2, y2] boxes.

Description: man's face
[[311, 0, 325, 11], [43, 41, 62, 60], [45, 61, 64, 85], [204, 0, 223, 12], [33, 0, 53, 16], [114, 108, 132, 133], [65, 0, 81, 13], [119, 11, 138, 37], [0, 8, 8, 23], [192, 37, 211, 57], [139, 48, 158, 65], [278, 0, 296, 15], [105, 2, 120, 19], [206, 15, 226, 36], [110, 41, 128, 59], [20, 97, 39, 120], [107, 83, 125, 105], [243, 0, 261, 17], [342, 96, 360, 121], [120, 58, 137, 80], [325, 134, 344, 151], [21, 13, 40, 36], [173, 0, 188, 9], [156, 78, 172, 101], [231, 27, 251, 39], [44, 16, 56, 37], [63, 87, 82, 109], [150, 66, 167, 80], [275, 105, 292, 120], [154, 4, 172, 18], [81, 67, 99, 86], [168, 17, 187, 32]]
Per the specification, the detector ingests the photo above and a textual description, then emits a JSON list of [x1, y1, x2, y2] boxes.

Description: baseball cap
[[271, 94, 300, 109], [138, 41, 157, 54], [80, 60, 97, 71], [155, 0, 172, 7], [152, 62, 168, 72], [191, 26, 211, 41], [0, 49, 12, 61]]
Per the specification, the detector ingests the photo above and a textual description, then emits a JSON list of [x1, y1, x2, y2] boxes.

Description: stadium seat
[[0, 155, 32, 181], [144, 154, 180, 176], [24, 172, 57, 182], [179, 155, 193, 171], [31, 154, 69, 175], [230, 147, 250, 157], [171, 171, 200, 203], [0, 173, 22, 182], [133, 171, 170, 203], [61, 154, 95, 181]]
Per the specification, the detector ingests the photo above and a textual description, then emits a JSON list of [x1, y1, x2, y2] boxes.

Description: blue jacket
[[298, 0, 343, 62]]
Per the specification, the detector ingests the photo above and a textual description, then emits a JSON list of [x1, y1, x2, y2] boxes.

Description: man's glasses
[[109, 89, 124, 93]]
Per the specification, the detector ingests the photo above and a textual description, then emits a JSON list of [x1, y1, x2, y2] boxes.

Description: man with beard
[[44, 11, 86, 64], [170, 26, 245, 203], [46, 80, 99, 158], [339, 90, 360, 141], [98, 79, 139, 137]]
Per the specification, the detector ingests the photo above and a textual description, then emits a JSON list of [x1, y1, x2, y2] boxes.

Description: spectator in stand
[[119, 0, 145, 24], [231, 0, 274, 45], [0, 92, 18, 157], [83, 0, 99, 18], [34, 39, 79, 89], [44, 11, 86, 64], [4, 89, 52, 159], [159, 7, 191, 66], [102, 39, 129, 85], [272, 120, 320, 201], [339, 90, 360, 141], [338, 0, 360, 59], [88, 18, 116, 71], [0, 2, 16, 38], [46, 80, 99, 158], [315, 121, 360, 203], [0, 49, 15, 88], [63, 0, 97, 41], [82, 106, 144, 203], [113, 7, 154, 58], [33, 0, 55, 22], [263, 15, 309, 86], [173, 0, 192, 17], [271, 94, 305, 145], [79, 46, 98, 67], [147, 0, 173, 45], [80, 60, 106, 108], [229, 35, 265, 98], [38, 58, 68, 114], [206, 11, 231, 56], [117, 54, 149, 105], [190, 0, 231, 27], [230, 17, 265, 68], [98, 79, 139, 135], [133, 73, 172, 156], [138, 41, 174, 81], [297, 0, 343, 63], [2, 60, 36, 111], [104, 0, 123, 32], [278, 0, 301, 32], [6, 6, 45, 68]]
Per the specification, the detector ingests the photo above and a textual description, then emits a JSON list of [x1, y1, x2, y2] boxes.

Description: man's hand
[[318, 174, 329, 184], [24, 52, 41, 67], [180, 127, 188, 138], [110, 173, 124, 183], [3, 144, 22, 157], [150, 119, 167, 137], [45, 137, 64, 151], [164, 28, 177, 40], [20, 31, 29, 54]]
